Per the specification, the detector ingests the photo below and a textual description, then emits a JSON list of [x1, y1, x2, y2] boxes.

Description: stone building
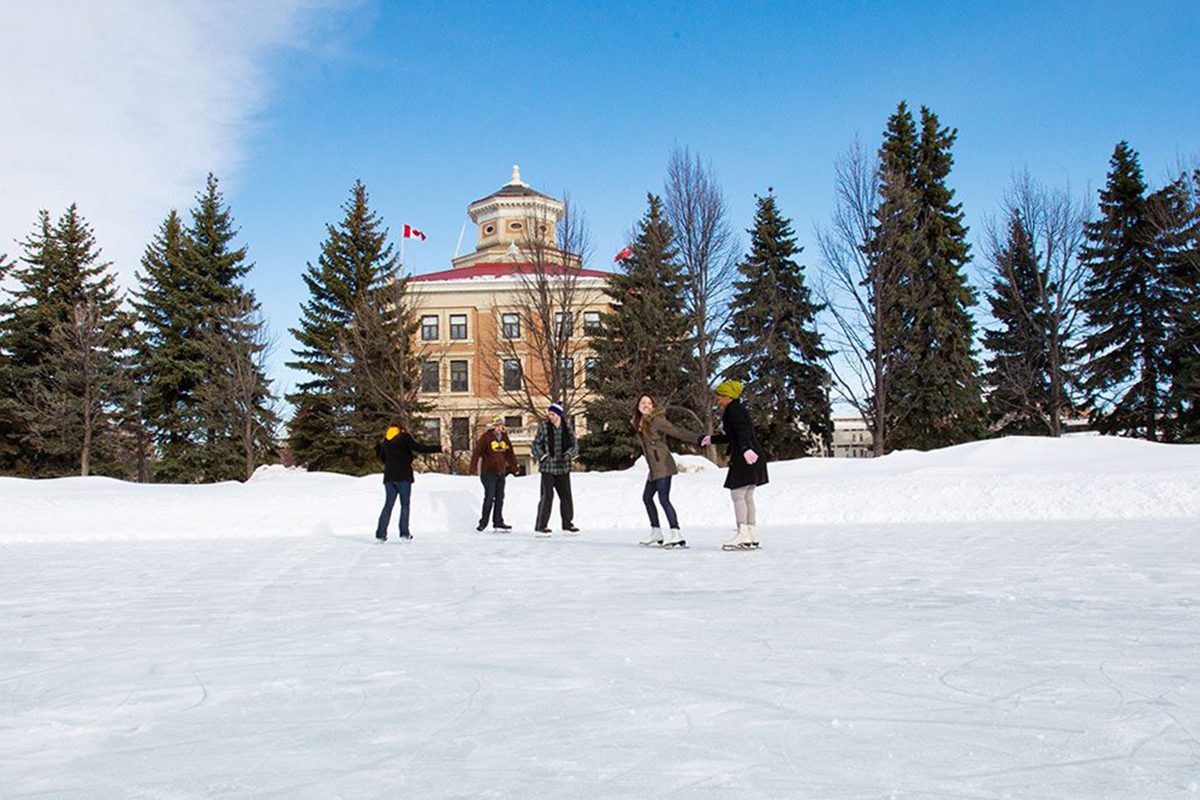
[[408, 167, 610, 474]]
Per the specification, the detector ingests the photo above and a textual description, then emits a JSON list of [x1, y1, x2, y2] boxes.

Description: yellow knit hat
[[714, 380, 743, 400], [385, 426, 401, 440]]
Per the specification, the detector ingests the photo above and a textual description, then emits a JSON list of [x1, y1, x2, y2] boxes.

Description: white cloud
[[0, 0, 351, 284]]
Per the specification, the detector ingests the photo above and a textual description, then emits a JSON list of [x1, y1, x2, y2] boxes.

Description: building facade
[[830, 415, 875, 458], [409, 167, 611, 474]]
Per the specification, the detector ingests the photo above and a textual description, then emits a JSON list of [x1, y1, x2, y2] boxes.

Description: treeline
[[0, 175, 278, 480], [2, 101, 1196, 480]]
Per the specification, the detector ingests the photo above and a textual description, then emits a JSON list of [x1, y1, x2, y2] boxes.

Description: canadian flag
[[402, 224, 426, 241], [613, 246, 633, 262]]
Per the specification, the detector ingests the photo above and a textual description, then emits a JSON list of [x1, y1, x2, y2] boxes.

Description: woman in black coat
[[704, 380, 767, 550], [374, 423, 445, 541]]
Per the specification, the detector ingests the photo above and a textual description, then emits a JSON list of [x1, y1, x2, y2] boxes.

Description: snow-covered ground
[[2, 437, 1199, 798]]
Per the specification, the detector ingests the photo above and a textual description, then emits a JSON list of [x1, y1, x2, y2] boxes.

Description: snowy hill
[[2, 437, 1199, 798], [3, 436, 1199, 543]]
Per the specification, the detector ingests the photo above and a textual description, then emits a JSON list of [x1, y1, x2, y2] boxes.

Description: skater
[[531, 401, 579, 536], [632, 393, 705, 548], [702, 380, 769, 550], [374, 422, 446, 541], [468, 417, 518, 532]]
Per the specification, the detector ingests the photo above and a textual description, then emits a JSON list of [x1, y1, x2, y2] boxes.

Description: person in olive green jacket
[[632, 393, 705, 548]]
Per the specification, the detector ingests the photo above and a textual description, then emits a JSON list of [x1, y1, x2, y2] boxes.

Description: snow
[[2, 436, 1199, 798]]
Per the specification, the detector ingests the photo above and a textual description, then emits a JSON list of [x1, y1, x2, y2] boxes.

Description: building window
[[509, 221, 523, 231], [583, 311, 602, 336], [483, 224, 495, 235], [502, 312, 521, 339], [555, 311, 572, 339], [449, 314, 468, 340], [450, 360, 469, 392], [559, 357, 575, 390], [585, 357, 599, 390], [505, 415, 522, 430], [419, 418, 441, 444], [502, 359, 522, 391], [420, 361, 439, 393], [451, 417, 471, 451], [421, 315, 439, 341]]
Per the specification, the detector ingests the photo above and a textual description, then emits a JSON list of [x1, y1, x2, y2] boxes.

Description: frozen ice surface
[[1, 436, 1198, 798]]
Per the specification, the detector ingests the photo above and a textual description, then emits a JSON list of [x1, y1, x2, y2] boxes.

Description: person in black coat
[[702, 380, 768, 550], [374, 423, 445, 541]]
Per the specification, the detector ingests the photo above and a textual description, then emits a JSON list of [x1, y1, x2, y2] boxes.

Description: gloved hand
[[743, 449, 759, 465], [700, 434, 712, 447]]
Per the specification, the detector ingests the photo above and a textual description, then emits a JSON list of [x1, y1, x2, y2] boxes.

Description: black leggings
[[642, 476, 679, 529]]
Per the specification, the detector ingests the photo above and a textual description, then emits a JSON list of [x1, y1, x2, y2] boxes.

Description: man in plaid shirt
[[531, 401, 580, 536]]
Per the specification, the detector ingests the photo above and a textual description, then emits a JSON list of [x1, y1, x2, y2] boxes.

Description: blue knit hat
[[548, 401, 565, 418]]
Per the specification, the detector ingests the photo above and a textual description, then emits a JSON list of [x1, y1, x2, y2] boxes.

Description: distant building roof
[[411, 262, 611, 283]]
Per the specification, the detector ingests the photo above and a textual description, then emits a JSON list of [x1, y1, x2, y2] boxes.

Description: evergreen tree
[[581, 194, 693, 470], [2, 206, 130, 476], [1077, 143, 1170, 439], [982, 212, 1055, 434], [865, 103, 923, 454], [287, 181, 406, 474], [131, 210, 190, 480], [724, 191, 832, 458], [0, 252, 23, 471], [868, 103, 985, 451], [1151, 170, 1200, 440], [135, 175, 277, 481]]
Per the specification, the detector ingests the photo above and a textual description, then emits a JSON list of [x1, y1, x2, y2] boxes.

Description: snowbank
[[2, 436, 1198, 542]]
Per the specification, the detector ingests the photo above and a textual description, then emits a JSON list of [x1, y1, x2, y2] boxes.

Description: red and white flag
[[613, 246, 633, 262], [402, 224, 426, 241]]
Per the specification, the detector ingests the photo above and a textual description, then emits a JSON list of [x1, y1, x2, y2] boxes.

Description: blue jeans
[[377, 481, 413, 538], [479, 473, 507, 526], [642, 476, 679, 529]]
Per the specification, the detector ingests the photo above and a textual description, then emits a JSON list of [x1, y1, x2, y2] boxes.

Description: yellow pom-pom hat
[[385, 426, 401, 440]]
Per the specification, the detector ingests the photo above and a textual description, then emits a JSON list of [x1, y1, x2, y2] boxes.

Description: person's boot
[[562, 523, 580, 535], [476, 521, 487, 532], [640, 527, 663, 546], [663, 528, 687, 549], [494, 521, 513, 532], [747, 524, 760, 548], [722, 524, 755, 551]]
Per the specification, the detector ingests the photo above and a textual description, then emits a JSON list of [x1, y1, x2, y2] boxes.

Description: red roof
[[411, 262, 611, 282]]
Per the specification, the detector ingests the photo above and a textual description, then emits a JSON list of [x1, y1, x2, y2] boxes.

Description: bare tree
[[664, 147, 740, 441], [981, 171, 1090, 435], [481, 194, 603, 424], [338, 276, 433, 431], [815, 138, 904, 455]]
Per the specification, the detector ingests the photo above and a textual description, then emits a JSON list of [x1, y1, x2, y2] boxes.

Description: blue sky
[[2, 1, 1197, 405]]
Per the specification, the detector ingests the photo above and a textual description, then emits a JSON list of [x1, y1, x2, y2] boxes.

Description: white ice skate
[[722, 523, 757, 551], [662, 529, 687, 549], [640, 527, 664, 546]]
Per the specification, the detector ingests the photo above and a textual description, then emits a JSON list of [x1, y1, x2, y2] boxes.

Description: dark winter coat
[[375, 432, 441, 483], [469, 429, 518, 476], [635, 409, 704, 481], [710, 399, 769, 489], [531, 420, 577, 475]]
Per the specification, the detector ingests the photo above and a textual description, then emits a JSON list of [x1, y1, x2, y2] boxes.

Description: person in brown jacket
[[632, 393, 705, 548], [468, 417, 519, 532]]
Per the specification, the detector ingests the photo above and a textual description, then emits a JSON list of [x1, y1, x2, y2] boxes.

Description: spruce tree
[[287, 181, 405, 473], [581, 194, 693, 470], [1077, 143, 1170, 439], [135, 175, 277, 481], [865, 103, 923, 454], [725, 191, 832, 458], [186, 174, 278, 480], [0, 252, 23, 471], [982, 212, 1054, 434], [868, 103, 985, 451], [132, 210, 191, 480], [1151, 170, 1200, 441], [3, 206, 130, 476]]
